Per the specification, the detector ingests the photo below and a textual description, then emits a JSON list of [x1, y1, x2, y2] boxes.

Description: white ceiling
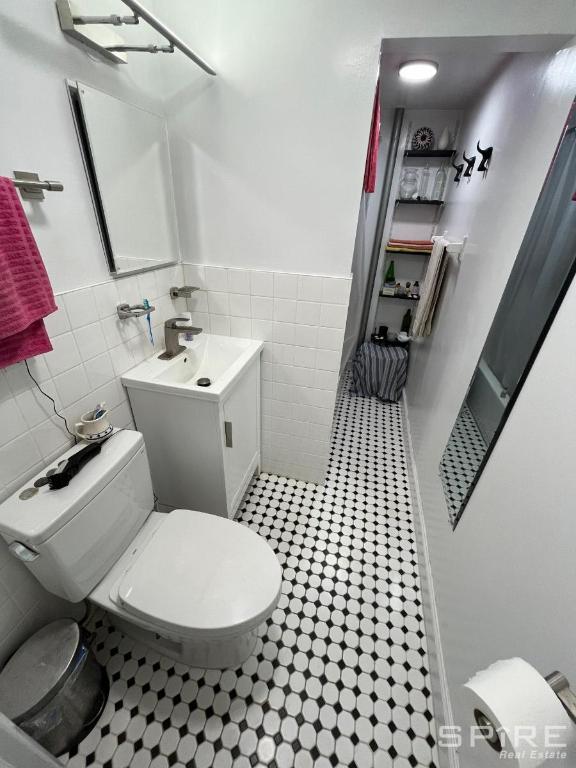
[[379, 50, 508, 109], [379, 32, 572, 110]]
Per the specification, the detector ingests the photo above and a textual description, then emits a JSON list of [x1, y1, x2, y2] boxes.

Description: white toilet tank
[[0, 431, 154, 602]]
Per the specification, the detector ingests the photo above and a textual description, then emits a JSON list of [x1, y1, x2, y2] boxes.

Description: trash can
[[0, 619, 108, 756], [351, 342, 409, 402]]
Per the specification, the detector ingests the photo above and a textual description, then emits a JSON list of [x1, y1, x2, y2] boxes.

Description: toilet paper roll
[[463, 658, 576, 767]]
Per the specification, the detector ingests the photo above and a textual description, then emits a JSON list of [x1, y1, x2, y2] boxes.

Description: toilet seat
[[115, 509, 282, 638]]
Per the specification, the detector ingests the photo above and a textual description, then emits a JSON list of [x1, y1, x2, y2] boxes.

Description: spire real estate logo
[[438, 723, 570, 762]]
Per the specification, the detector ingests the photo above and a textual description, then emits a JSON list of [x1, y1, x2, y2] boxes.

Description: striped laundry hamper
[[351, 342, 408, 402]]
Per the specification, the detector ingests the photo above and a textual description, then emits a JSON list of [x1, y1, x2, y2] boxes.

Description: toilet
[[0, 432, 282, 669]]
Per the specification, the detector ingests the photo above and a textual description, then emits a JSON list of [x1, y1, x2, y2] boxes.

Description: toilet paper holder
[[475, 670, 576, 753], [545, 671, 576, 724]]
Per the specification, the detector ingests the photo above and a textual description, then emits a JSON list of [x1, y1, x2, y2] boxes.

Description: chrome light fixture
[[399, 60, 438, 83]]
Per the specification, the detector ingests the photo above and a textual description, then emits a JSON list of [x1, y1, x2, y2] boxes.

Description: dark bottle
[[401, 308, 412, 333], [384, 260, 395, 284]]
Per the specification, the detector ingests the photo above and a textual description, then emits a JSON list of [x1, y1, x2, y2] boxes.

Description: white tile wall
[[0, 263, 187, 507], [1, 262, 350, 494], [0, 262, 350, 662], [182, 264, 351, 484], [0, 264, 185, 663]]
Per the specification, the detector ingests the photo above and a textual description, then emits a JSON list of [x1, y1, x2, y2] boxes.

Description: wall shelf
[[385, 249, 431, 256], [404, 149, 455, 158], [379, 293, 420, 302], [395, 198, 444, 206]]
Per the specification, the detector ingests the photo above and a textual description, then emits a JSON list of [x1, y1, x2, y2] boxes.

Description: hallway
[[65, 379, 438, 768]]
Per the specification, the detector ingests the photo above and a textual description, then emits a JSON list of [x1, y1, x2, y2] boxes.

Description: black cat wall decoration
[[451, 155, 464, 183], [477, 141, 493, 173], [463, 151, 476, 177]]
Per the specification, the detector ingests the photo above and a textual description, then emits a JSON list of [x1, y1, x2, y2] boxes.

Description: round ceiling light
[[398, 60, 438, 83]]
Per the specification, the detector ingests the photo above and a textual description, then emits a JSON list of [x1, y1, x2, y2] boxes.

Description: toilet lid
[[117, 509, 282, 637]]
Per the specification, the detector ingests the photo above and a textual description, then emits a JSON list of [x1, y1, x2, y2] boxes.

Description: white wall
[[405, 48, 576, 767], [182, 264, 350, 482], [0, 0, 185, 663], [159, 0, 384, 275], [155, 0, 576, 277], [408, 48, 576, 465], [0, 0, 170, 293]]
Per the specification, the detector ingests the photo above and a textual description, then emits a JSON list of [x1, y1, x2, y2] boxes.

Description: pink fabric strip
[[363, 80, 380, 194]]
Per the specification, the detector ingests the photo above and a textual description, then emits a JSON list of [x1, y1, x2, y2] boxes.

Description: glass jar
[[399, 168, 419, 200]]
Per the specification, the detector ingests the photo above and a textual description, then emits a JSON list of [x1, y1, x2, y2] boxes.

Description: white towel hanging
[[412, 236, 449, 337]]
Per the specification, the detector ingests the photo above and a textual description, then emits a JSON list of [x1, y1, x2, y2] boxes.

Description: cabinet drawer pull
[[224, 420, 233, 448]]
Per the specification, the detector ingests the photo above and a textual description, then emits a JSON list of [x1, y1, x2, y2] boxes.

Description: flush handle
[[9, 541, 39, 562], [224, 421, 233, 448]]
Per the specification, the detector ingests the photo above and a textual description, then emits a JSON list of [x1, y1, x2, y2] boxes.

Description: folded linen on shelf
[[386, 238, 433, 253]]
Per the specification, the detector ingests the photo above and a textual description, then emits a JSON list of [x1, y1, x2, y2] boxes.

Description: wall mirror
[[441, 101, 576, 528], [68, 81, 179, 277]]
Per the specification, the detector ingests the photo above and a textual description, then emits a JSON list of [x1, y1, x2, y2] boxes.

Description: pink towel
[[0, 177, 56, 368]]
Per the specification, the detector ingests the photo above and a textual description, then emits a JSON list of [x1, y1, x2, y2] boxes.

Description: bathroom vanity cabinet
[[122, 335, 262, 519]]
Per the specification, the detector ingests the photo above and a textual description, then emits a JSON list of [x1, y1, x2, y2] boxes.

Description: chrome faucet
[[158, 317, 202, 360]]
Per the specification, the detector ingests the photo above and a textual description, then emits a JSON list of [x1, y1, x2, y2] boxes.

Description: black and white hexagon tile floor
[[63, 375, 438, 768]]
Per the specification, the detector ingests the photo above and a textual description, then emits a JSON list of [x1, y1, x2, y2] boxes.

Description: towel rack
[[56, 0, 216, 74], [11, 172, 64, 201], [433, 232, 468, 261]]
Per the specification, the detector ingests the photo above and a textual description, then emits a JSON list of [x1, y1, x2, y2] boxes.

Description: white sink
[[122, 333, 263, 401], [122, 333, 264, 519]]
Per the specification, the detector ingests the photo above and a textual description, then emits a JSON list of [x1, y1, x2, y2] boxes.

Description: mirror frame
[[66, 80, 180, 279]]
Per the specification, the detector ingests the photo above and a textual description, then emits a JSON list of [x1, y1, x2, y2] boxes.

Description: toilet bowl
[[91, 508, 282, 667], [0, 431, 282, 669]]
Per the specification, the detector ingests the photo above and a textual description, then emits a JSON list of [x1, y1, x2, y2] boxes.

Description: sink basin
[[122, 334, 263, 400]]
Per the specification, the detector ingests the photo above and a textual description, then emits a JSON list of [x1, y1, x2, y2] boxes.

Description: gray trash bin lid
[[0, 619, 81, 721]]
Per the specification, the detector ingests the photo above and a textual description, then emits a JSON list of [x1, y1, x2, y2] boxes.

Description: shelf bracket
[[56, 0, 130, 63], [117, 302, 155, 319], [70, 13, 139, 26], [12, 171, 64, 201]]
